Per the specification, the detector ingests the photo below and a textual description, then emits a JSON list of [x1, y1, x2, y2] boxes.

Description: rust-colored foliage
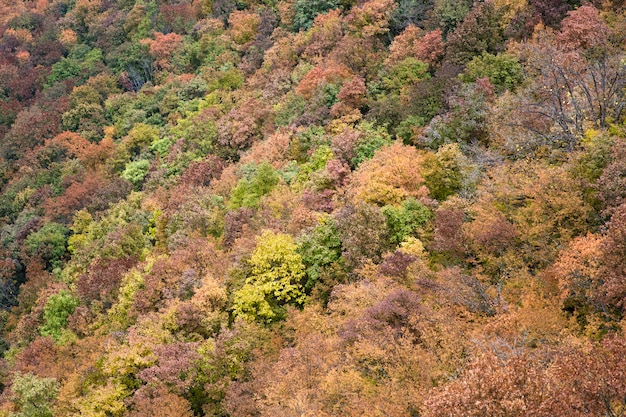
[[76, 256, 138, 306], [44, 173, 106, 223], [335, 202, 390, 269], [144, 32, 183, 72], [336, 75, 366, 109], [446, 1, 504, 65], [128, 386, 194, 417], [14, 257, 51, 315], [223, 207, 254, 248], [597, 138, 626, 216], [345, 0, 396, 38], [179, 155, 226, 187], [4, 1, 626, 415], [388, 26, 444, 66], [548, 336, 626, 417], [388, 24, 423, 64], [414, 29, 445, 66], [14, 336, 58, 378], [295, 62, 353, 100], [238, 130, 292, 169], [133, 240, 224, 313], [551, 233, 603, 312], [303, 9, 344, 59], [159, 3, 196, 34], [422, 350, 550, 417], [329, 35, 385, 80], [598, 203, 626, 309], [2, 100, 66, 161], [217, 98, 272, 153], [228, 10, 260, 46], [137, 342, 202, 394], [432, 207, 465, 255], [331, 127, 361, 164], [557, 4, 611, 51], [379, 250, 418, 280], [46, 132, 114, 168], [465, 210, 517, 255]]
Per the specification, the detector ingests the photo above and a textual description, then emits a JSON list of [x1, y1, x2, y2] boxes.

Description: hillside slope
[[0, 0, 626, 415]]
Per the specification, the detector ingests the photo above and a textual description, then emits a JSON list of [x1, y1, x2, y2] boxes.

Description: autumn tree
[[303, 9, 344, 59], [547, 336, 626, 417], [76, 256, 138, 308], [596, 137, 626, 217], [445, 0, 504, 65], [228, 10, 260, 46], [233, 230, 306, 322], [388, 26, 444, 67], [127, 386, 194, 417], [10, 372, 59, 417], [44, 174, 109, 223], [550, 233, 605, 329], [421, 351, 550, 417], [432, 205, 465, 257], [348, 141, 429, 206], [1, 101, 65, 161], [335, 202, 391, 270], [513, 5, 625, 148], [529, 0, 578, 28], [346, 0, 396, 39], [597, 202, 626, 311], [216, 98, 272, 156], [144, 32, 183, 72], [421, 143, 475, 201]]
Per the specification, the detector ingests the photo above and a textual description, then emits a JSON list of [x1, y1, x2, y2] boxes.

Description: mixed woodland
[[0, 0, 626, 415]]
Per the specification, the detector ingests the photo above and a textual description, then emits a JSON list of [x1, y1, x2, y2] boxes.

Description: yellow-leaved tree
[[233, 230, 306, 323]]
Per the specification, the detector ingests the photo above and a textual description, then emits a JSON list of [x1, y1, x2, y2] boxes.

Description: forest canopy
[[0, 0, 625, 415]]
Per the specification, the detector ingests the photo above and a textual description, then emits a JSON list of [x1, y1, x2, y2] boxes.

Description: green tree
[[421, 83, 490, 149], [382, 57, 430, 94], [45, 47, 105, 87], [46, 58, 81, 86], [11, 373, 59, 417], [121, 159, 151, 189], [382, 198, 431, 244], [460, 52, 523, 93], [40, 290, 79, 341], [421, 143, 475, 200], [389, 0, 434, 36], [297, 216, 342, 290], [445, 1, 504, 65], [123, 123, 160, 158], [352, 122, 393, 167], [433, 0, 472, 36], [229, 162, 280, 209], [293, 0, 341, 32], [25, 223, 69, 269], [233, 231, 306, 323]]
